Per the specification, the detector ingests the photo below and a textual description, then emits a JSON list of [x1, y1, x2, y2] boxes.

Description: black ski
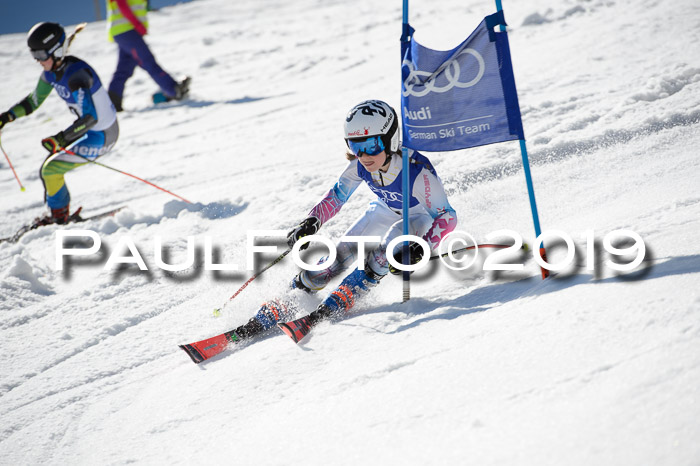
[[0, 206, 126, 244]]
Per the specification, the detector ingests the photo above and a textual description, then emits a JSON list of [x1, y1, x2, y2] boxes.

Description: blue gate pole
[[401, 0, 412, 300], [494, 0, 506, 31], [496, 0, 549, 279], [519, 140, 549, 278]]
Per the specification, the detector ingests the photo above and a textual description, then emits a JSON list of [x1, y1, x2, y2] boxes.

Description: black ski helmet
[[27, 22, 66, 61]]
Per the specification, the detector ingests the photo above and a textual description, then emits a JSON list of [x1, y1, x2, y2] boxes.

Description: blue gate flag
[[401, 11, 524, 151]]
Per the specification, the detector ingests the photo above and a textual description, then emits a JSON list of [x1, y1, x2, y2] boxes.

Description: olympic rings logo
[[402, 48, 486, 97]]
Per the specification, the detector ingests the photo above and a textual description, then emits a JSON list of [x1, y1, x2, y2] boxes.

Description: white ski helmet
[[344, 100, 399, 154]]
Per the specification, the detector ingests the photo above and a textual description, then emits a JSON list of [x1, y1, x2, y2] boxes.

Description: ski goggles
[[30, 39, 63, 62], [347, 136, 385, 156], [30, 49, 52, 61]]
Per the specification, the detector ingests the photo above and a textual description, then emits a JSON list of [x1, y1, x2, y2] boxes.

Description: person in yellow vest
[[106, 0, 189, 110]]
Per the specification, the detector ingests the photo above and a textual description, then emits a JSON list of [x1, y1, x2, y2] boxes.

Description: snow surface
[[1, 0, 699, 464]]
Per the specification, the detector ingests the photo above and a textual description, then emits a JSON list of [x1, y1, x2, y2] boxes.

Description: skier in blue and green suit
[[0, 22, 119, 225]]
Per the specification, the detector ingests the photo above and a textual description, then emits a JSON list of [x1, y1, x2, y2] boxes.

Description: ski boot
[[320, 266, 382, 316], [152, 76, 191, 104], [248, 298, 292, 332], [278, 267, 383, 343], [108, 91, 123, 112], [30, 205, 82, 229], [227, 297, 296, 342]]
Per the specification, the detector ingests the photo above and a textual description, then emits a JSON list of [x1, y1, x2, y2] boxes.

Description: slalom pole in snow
[[518, 140, 549, 279], [494, 0, 549, 279], [57, 146, 193, 204], [0, 131, 26, 191], [212, 248, 292, 316], [400, 0, 412, 302]]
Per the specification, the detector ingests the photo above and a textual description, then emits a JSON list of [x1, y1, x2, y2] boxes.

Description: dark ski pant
[[109, 29, 178, 99]]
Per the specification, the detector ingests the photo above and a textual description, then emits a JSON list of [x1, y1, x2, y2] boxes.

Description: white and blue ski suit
[[298, 149, 458, 291]]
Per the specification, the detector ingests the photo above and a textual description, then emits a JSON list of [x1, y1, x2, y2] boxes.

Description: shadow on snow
[[360, 254, 700, 335]]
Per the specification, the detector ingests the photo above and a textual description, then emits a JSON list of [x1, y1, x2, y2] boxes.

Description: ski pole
[[429, 242, 528, 261], [213, 248, 292, 316], [60, 147, 193, 203], [0, 131, 26, 191]]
